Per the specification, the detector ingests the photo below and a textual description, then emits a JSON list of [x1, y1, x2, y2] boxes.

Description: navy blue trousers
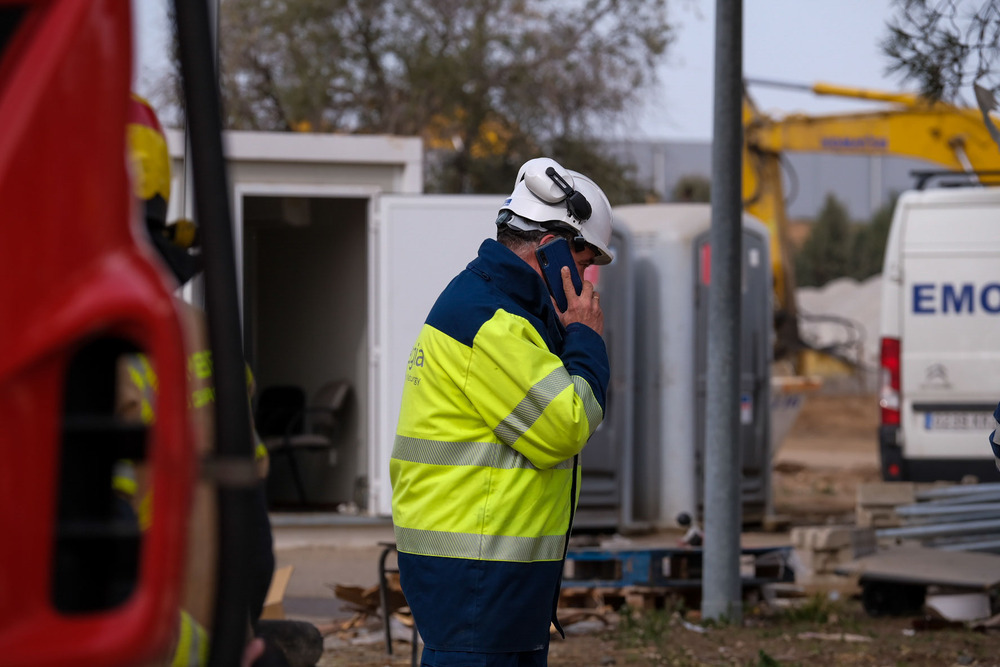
[[420, 647, 548, 667]]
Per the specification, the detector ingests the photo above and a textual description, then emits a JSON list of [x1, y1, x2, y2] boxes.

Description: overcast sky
[[627, 0, 906, 140], [133, 0, 908, 141]]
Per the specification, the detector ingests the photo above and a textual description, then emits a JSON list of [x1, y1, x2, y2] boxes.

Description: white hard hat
[[498, 157, 614, 265]]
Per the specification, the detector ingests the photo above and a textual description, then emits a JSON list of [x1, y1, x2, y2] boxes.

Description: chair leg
[[284, 448, 308, 506]]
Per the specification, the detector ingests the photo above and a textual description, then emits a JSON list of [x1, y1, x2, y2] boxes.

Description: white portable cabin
[[165, 129, 502, 516]]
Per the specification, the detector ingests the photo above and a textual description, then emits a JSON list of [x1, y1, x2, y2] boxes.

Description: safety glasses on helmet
[[571, 236, 591, 254], [545, 167, 592, 222]]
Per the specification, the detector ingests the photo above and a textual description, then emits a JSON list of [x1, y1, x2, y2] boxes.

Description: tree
[[795, 194, 853, 288], [850, 195, 898, 280], [670, 174, 711, 202], [883, 0, 1000, 102], [211, 0, 671, 201]]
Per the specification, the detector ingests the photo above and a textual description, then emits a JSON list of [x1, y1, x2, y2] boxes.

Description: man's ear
[[539, 233, 557, 245]]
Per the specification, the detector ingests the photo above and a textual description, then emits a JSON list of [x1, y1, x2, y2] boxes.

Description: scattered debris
[[680, 620, 707, 634], [796, 631, 871, 642], [329, 573, 406, 618], [557, 609, 613, 629], [561, 618, 611, 637], [261, 565, 295, 620], [924, 591, 992, 622], [837, 545, 1000, 620], [789, 524, 871, 593], [324, 574, 417, 652]]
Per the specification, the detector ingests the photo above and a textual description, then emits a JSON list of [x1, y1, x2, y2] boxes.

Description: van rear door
[[899, 190, 1000, 472]]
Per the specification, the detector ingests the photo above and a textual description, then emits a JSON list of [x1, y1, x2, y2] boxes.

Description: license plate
[[924, 411, 994, 430]]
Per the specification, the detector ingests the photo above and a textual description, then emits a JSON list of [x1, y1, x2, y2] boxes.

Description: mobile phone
[[535, 238, 582, 312]]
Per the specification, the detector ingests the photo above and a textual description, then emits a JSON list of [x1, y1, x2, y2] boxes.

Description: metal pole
[[179, 0, 219, 307], [702, 0, 743, 624], [172, 0, 255, 664]]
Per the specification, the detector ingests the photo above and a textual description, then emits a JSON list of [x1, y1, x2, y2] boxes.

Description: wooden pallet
[[560, 545, 794, 612], [560, 584, 698, 612], [563, 545, 794, 588]]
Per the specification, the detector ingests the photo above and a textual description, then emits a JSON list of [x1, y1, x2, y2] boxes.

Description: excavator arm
[[742, 81, 1000, 374]]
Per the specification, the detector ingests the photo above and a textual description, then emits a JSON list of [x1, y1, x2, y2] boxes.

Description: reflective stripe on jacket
[[390, 239, 609, 652], [170, 610, 209, 667]]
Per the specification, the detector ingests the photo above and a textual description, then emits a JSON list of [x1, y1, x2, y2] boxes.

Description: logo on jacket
[[406, 343, 425, 386]]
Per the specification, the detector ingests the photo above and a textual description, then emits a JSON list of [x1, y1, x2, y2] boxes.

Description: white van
[[879, 186, 1000, 482]]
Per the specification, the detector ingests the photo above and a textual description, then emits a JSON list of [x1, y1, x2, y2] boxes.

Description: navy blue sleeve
[[990, 403, 1000, 467], [561, 322, 610, 411]]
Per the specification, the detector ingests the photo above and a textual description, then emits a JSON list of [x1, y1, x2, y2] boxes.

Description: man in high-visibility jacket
[[390, 157, 614, 666]]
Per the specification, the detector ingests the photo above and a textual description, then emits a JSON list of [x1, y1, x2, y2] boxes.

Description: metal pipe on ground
[[877, 517, 1000, 541], [916, 483, 1000, 501], [914, 492, 1000, 506]]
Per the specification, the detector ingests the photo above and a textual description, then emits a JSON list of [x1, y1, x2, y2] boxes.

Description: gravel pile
[[796, 274, 883, 374]]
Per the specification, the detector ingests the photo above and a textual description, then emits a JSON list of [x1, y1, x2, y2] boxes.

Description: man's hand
[[558, 266, 603, 335]]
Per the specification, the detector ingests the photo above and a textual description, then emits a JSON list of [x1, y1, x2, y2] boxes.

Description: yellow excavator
[[742, 80, 1000, 376]]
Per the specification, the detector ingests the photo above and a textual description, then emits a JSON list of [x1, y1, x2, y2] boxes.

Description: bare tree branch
[[883, 0, 1000, 103]]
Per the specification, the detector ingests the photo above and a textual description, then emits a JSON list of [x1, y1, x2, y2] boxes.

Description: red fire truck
[[0, 2, 256, 664]]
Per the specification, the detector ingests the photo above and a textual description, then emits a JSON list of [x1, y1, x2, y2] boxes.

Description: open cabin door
[[368, 195, 500, 516]]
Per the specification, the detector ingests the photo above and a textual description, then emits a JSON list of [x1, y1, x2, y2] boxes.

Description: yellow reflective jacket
[[390, 239, 609, 652]]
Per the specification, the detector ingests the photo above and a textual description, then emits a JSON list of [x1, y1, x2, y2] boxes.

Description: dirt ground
[[771, 392, 884, 524], [299, 393, 1000, 666]]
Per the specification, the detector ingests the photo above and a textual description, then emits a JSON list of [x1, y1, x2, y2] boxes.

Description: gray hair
[[496, 211, 573, 256]]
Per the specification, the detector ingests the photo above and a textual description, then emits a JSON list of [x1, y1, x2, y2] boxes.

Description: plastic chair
[[256, 381, 350, 506]]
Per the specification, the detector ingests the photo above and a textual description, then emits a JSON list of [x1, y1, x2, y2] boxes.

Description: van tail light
[[880, 337, 901, 426]]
